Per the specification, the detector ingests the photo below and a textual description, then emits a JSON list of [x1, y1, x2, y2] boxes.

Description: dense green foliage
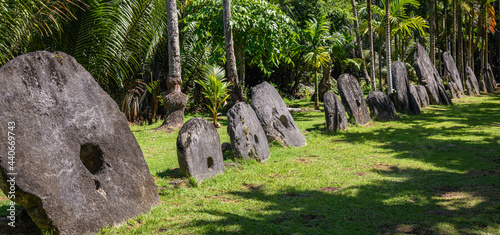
[[1, 0, 498, 118]]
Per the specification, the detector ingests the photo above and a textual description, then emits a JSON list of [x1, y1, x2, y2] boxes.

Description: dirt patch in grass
[[372, 163, 395, 171], [243, 183, 263, 191], [318, 187, 341, 192], [380, 224, 433, 234], [295, 158, 312, 164], [491, 123, 500, 127], [354, 172, 370, 176]]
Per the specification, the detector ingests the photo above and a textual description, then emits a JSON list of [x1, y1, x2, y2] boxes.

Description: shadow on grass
[[181, 93, 500, 234]]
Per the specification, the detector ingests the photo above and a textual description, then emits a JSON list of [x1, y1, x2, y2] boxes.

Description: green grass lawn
[[1, 93, 499, 234]]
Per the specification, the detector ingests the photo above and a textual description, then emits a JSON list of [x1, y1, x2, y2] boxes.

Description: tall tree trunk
[[223, 0, 245, 103], [430, 0, 436, 64], [452, 0, 457, 61], [162, 0, 187, 129], [368, 0, 376, 91], [457, 0, 465, 86], [379, 51, 383, 91], [445, 0, 449, 52], [351, 0, 371, 85], [235, 40, 245, 88], [385, 0, 393, 94], [480, 0, 487, 92]]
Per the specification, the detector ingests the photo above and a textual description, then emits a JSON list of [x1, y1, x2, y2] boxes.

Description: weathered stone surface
[[417, 85, 430, 108], [177, 117, 224, 181], [337, 74, 371, 125], [414, 43, 452, 105], [251, 82, 306, 147], [486, 64, 497, 93], [464, 79, 474, 96], [466, 66, 480, 95], [366, 91, 397, 121], [408, 84, 421, 115], [323, 92, 348, 132], [391, 61, 411, 114], [442, 52, 465, 98], [0, 51, 159, 234], [227, 102, 270, 161], [447, 82, 458, 99]]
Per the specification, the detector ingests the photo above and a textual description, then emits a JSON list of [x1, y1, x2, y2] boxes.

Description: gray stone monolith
[[414, 43, 452, 105], [324, 92, 348, 132], [466, 66, 480, 95], [442, 52, 465, 98], [251, 82, 306, 147], [0, 51, 160, 234], [391, 61, 411, 114], [366, 91, 397, 121], [417, 85, 430, 108], [408, 84, 421, 115], [177, 117, 224, 181], [227, 102, 270, 161], [337, 74, 370, 125]]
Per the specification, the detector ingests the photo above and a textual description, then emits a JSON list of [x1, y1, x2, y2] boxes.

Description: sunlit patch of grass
[[0, 93, 499, 234]]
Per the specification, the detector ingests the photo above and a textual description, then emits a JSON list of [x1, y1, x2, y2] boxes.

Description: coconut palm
[[196, 65, 231, 128], [294, 16, 331, 110]]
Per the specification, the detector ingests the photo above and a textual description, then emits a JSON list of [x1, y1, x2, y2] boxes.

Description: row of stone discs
[[0, 51, 160, 234], [176, 81, 306, 181]]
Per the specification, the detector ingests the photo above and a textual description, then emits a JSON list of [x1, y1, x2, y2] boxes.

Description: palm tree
[[222, 0, 245, 104], [385, 0, 393, 94], [196, 65, 231, 127], [294, 16, 331, 110], [368, 0, 377, 91], [430, 0, 436, 64], [162, 0, 187, 129], [350, 0, 371, 85]]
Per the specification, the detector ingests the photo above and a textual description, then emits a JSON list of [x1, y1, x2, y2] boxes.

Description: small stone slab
[[337, 73, 371, 125], [323, 92, 348, 132], [408, 84, 421, 115], [417, 85, 430, 108], [464, 79, 474, 96], [177, 117, 224, 181], [391, 61, 411, 114], [442, 52, 465, 98], [227, 102, 270, 161], [466, 66, 480, 95], [414, 43, 452, 105], [366, 91, 397, 121], [251, 82, 306, 147], [0, 51, 159, 234], [485, 64, 497, 93]]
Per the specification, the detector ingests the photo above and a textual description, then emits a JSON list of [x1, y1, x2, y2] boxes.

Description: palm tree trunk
[[368, 0, 376, 91], [480, 0, 487, 91], [444, 0, 449, 52], [457, 0, 465, 86], [162, 0, 187, 129], [452, 0, 457, 61], [430, 0, 436, 64], [351, 0, 371, 85], [379, 51, 383, 91], [385, 0, 393, 94], [223, 0, 245, 103]]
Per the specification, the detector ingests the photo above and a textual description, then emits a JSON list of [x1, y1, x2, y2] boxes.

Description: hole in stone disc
[[94, 180, 100, 190], [254, 134, 259, 144], [207, 157, 214, 171], [356, 99, 361, 107], [80, 143, 104, 175], [279, 115, 289, 128]]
